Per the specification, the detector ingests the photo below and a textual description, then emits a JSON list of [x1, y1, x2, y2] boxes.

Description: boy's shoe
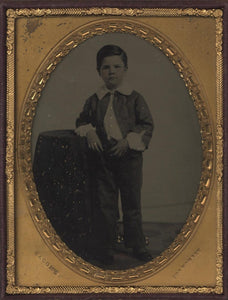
[[133, 248, 152, 262]]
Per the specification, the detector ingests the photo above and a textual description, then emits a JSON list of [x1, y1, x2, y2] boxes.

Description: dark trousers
[[89, 148, 146, 253]]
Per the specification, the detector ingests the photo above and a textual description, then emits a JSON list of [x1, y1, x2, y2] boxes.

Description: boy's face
[[99, 55, 127, 90]]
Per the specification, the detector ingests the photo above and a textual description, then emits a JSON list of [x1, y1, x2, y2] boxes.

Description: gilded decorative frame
[[1, 1, 227, 299]]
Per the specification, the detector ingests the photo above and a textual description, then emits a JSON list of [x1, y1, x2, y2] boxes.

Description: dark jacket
[[76, 90, 153, 149]]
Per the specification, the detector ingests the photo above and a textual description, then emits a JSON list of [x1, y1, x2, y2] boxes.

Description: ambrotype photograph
[[3, 5, 225, 296]]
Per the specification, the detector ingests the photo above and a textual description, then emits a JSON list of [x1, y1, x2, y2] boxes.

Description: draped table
[[33, 130, 92, 256]]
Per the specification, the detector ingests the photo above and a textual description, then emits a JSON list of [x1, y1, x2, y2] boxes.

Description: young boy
[[75, 45, 153, 265]]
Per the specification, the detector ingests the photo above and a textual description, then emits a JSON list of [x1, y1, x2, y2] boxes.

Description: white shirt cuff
[[126, 131, 146, 151], [75, 124, 95, 137]]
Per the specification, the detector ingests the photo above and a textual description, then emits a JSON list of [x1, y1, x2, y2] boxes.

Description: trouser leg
[[90, 153, 119, 253], [117, 154, 146, 250]]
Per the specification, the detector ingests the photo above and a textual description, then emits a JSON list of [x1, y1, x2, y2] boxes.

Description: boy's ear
[[97, 68, 101, 75]]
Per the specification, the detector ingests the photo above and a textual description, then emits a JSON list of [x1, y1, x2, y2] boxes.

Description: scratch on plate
[[57, 22, 67, 27]]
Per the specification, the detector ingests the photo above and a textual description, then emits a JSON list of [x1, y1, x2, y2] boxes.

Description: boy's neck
[[106, 85, 118, 91], [105, 81, 125, 91], [96, 82, 133, 100]]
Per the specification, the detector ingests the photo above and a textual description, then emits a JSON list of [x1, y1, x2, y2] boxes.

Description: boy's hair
[[96, 45, 128, 72]]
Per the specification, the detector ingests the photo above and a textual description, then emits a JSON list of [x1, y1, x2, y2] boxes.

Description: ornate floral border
[[6, 8, 223, 294]]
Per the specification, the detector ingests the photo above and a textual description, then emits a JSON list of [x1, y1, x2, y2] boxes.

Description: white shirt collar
[[96, 83, 133, 100]]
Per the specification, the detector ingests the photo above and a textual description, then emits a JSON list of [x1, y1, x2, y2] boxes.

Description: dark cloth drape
[[33, 130, 91, 256]]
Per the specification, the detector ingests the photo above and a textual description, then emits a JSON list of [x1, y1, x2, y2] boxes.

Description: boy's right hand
[[86, 130, 103, 152]]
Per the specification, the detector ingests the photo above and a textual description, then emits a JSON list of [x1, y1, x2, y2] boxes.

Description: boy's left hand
[[109, 139, 129, 157]]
